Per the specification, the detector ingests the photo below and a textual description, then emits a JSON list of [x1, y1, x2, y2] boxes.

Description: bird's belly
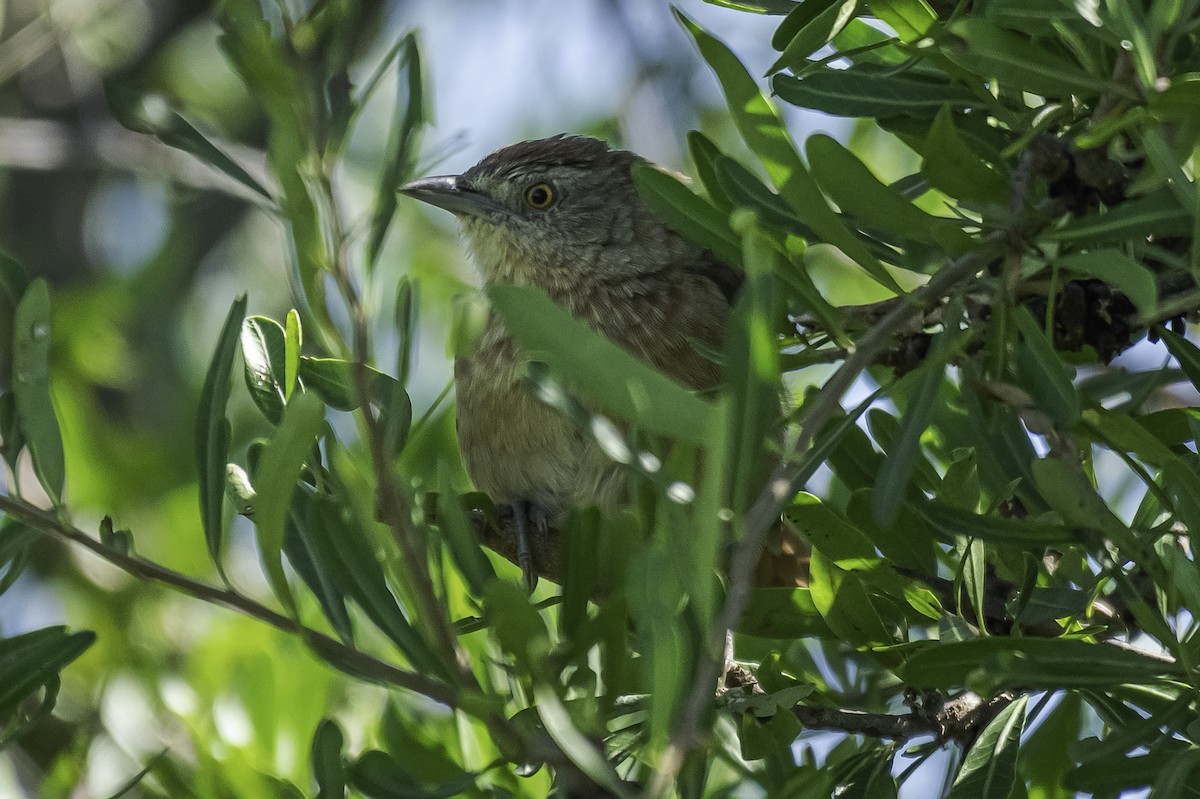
[[456, 352, 620, 516]]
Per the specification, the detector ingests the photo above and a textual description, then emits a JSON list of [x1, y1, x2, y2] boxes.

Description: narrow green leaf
[[368, 34, 426, 270], [0, 250, 29, 306], [0, 627, 95, 714], [312, 719, 346, 799], [713, 156, 810, 236], [774, 68, 975, 118], [535, 687, 636, 799], [11, 279, 64, 505], [306, 493, 447, 679], [394, 277, 417, 386], [253, 391, 326, 612], [1150, 746, 1200, 798], [677, 11, 901, 292], [873, 340, 949, 527], [948, 19, 1113, 98], [284, 309, 301, 401], [241, 315, 287, 424], [487, 283, 714, 444], [297, 357, 394, 412], [913, 499, 1078, 545], [348, 750, 481, 799], [946, 696, 1028, 799], [198, 295, 248, 567], [870, 0, 937, 42], [1014, 307, 1080, 425], [808, 134, 969, 250], [632, 163, 742, 266], [808, 550, 897, 647], [769, 0, 859, 73], [1041, 189, 1190, 243], [722, 225, 783, 519], [740, 587, 832, 637], [283, 499, 354, 643], [1161, 329, 1200, 391], [921, 106, 1010, 205], [107, 85, 272, 200], [1055, 250, 1157, 316], [899, 637, 1179, 689], [687, 131, 735, 211]]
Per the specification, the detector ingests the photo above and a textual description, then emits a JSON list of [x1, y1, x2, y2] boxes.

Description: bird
[[400, 134, 777, 589]]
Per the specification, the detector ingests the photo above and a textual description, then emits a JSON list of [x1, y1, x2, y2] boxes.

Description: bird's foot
[[510, 499, 549, 594]]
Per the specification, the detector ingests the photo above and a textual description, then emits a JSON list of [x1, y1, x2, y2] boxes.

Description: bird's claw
[[511, 499, 546, 594]]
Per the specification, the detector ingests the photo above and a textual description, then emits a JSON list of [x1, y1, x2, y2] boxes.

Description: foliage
[[3, 0, 1200, 796]]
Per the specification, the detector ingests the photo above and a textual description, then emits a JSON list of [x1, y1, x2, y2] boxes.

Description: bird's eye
[[523, 182, 556, 210]]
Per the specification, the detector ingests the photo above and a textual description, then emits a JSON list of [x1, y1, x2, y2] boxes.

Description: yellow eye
[[524, 182, 556, 210]]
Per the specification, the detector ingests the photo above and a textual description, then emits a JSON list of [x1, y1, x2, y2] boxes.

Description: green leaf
[[1150, 747, 1200, 798], [305, 493, 447, 679], [486, 283, 714, 444], [870, 0, 937, 42], [947, 19, 1113, 98], [632, 163, 742, 266], [913, 499, 1078, 545], [0, 627, 95, 734], [768, 0, 860, 73], [11, 279, 64, 505], [312, 719, 345, 799], [197, 295, 247, 568], [0, 249, 29, 306], [739, 587, 833, 637], [1041, 189, 1191, 243], [349, 750, 482, 799], [253, 391, 326, 612], [1014, 307, 1080, 425], [774, 68, 975, 118], [722, 224, 783, 518], [241, 315, 287, 424], [899, 637, 1179, 690], [368, 34, 426, 270], [713, 155, 810, 236], [297, 357, 397, 412], [872, 337, 949, 527], [946, 696, 1028, 799], [808, 134, 970, 251], [677, 10, 901, 292], [1056, 250, 1157, 316], [921, 106, 1010, 205], [1160, 329, 1200, 392], [535, 686, 636, 799], [808, 549, 897, 647], [284, 309, 301, 401], [107, 85, 272, 201]]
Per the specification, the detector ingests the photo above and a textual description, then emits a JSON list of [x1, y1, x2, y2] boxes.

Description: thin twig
[[644, 237, 1006, 798], [0, 493, 458, 705], [317, 166, 476, 683]]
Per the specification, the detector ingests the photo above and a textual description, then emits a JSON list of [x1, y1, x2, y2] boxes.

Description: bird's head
[[401, 135, 677, 291]]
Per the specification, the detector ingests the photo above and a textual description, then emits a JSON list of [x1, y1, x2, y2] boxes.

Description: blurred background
[[0, 0, 913, 795]]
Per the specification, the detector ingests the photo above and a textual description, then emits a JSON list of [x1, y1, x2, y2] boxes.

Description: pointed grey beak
[[399, 175, 504, 218]]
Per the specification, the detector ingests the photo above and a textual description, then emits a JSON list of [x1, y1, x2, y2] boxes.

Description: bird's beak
[[399, 175, 503, 218]]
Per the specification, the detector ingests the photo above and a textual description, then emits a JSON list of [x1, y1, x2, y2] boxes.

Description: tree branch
[[0, 492, 458, 706]]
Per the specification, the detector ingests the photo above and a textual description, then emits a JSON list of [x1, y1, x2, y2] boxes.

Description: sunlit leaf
[[197, 294, 248, 569], [487, 283, 714, 444], [946, 695, 1027, 799], [253, 391, 326, 612]]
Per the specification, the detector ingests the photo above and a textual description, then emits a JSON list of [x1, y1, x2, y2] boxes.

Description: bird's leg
[[510, 498, 544, 593]]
